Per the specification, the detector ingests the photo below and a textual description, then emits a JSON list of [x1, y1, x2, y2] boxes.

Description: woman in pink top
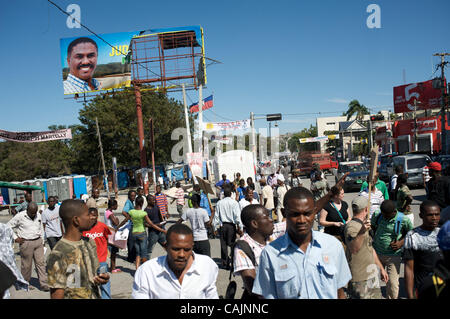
[[104, 199, 121, 273]]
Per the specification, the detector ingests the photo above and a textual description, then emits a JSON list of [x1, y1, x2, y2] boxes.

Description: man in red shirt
[[82, 207, 112, 299]]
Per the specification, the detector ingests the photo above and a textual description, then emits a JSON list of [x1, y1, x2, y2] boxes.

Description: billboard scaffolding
[[130, 26, 206, 93]]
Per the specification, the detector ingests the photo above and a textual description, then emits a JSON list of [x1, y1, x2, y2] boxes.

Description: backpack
[[372, 211, 405, 237], [225, 240, 256, 299]]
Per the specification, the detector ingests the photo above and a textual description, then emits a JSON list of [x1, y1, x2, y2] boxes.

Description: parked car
[[335, 161, 369, 192], [378, 154, 394, 183], [392, 154, 431, 187]]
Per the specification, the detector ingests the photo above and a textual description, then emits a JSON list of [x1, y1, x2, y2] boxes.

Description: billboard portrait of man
[[63, 37, 101, 94]]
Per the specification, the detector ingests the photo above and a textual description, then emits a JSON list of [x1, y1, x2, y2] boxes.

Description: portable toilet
[[31, 180, 45, 203], [86, 176, 93, 195], [73, 175, 88, 199], [57, 177, 71, 201], [43, 180, 48, 200], [1, 187, 10, 205], [46, 178, 59, 198]]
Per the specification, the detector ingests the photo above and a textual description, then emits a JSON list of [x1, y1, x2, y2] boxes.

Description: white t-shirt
[[262, 185, 275, 209], [41, 206, 62, 238], [239, 198, 260, 211], [360, 188, 384, 218], [182, 208, 210, 241]]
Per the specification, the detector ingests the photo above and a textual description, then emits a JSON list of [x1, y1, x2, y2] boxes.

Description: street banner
[[393, 79, 444, 113], [299, 136, 330, 143], [186, 152, 203, 180], [189, 95, 213, 113], [202, 119, 251, 132], [0, 129, 72, 143], [60, 31, 140, 95]]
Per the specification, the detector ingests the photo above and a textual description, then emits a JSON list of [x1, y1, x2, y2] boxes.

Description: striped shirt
[[155, 193, 168, 218], [63, 73, 101, 94], [233, 233, 266, 275], [175, 187, 185, 206]]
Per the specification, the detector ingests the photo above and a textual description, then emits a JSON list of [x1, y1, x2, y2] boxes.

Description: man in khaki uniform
[[344, 196, 388, 299], [260, 178, 275, 220]]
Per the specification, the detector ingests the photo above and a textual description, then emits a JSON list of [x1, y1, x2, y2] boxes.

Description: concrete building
[[316, 111, 391, 159]]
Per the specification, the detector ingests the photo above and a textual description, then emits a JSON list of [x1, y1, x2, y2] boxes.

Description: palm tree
[[345, 100, 370, 121]]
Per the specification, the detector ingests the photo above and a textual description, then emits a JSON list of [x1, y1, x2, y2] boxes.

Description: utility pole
[[182, 83, 193, 154], [149, 118, 157, 194], [133, 83, 149, 194], [250, 112, 256, 165], [95, 117, 110, 199], [413, 100, 420, 151], [198, 84, 204, 155], [434, 53, 450, 155]]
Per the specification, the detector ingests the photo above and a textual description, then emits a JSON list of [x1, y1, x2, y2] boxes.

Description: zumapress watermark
[[171, 127, 281, 163]]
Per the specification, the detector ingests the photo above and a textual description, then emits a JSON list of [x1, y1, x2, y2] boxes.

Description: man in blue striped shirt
[[63, 37, 101, 94]]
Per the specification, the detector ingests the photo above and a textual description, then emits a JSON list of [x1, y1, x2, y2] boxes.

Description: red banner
[[393, 79, 444, 113]]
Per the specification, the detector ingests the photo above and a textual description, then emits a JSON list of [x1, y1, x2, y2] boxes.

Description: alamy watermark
[[171, 127, 281, 163], [66, 4, 81, 29], [366, 4, 381, 29]]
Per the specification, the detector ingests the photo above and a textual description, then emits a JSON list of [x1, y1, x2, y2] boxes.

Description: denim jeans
[[132, 232, 148, 259], [99, 262, 111, 299], [147, 230, 166, 258]]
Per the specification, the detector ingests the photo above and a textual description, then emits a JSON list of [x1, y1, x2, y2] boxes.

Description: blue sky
[[0, 0, 449, 135]]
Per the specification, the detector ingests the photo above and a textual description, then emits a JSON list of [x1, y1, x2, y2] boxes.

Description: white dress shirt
[[7, 211, 44, 241], [213, 196, 242, 230], [132, 253, 219, 299]]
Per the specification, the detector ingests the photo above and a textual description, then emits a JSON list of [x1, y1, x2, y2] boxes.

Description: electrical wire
[[47, 0, 167, 82]]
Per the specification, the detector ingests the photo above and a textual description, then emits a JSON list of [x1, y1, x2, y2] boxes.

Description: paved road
[[2, 175, 426, 299]]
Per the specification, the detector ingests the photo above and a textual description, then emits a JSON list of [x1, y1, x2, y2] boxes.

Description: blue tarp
[[1, 188, 10, 205], [171, 167, 184, 181], [118, 171, 129, 189]]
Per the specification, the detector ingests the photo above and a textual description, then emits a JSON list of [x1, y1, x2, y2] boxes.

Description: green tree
[[70, 89, 194, 173], [345, 99, 370, 121], [288, 125, 318, 153], [0, 126, 73, 181]]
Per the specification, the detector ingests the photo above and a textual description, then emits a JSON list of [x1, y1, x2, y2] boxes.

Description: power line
[[47, 0, 164, 81]]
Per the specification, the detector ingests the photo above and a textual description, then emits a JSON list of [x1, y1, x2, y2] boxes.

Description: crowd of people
[[1, 163, 449, 300]]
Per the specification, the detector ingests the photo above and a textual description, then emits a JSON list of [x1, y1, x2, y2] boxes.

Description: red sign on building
[[393, 79, 443, 113]]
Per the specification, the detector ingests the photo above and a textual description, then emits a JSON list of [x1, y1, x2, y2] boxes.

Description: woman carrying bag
[[319, 186, 351, 243]]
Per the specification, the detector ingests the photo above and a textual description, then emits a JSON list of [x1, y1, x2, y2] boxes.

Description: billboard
[[393, 79, 444, 113], [60, 31, 139, 95]]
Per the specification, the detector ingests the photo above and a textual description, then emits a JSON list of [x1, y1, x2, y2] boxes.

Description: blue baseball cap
[[437, 221, 450, 251]]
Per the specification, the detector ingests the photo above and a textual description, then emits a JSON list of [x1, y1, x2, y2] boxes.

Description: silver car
[[392, 154, 431, 187]]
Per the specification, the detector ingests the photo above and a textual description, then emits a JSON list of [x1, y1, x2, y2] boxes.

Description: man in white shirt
[[177, 194, 211, 257], [132, 223, 218, 299], [239, 188, 259, 211], [360, 186, 385, 219], [41, 196, 64, 250], [213, 185, 243, 269], [7, 202, 49, 291]]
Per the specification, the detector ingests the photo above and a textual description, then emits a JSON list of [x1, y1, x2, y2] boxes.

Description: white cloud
[[326, 98, 349, 104]]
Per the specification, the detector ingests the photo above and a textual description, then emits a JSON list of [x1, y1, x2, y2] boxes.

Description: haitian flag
[[189, 95, 213, 113]]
